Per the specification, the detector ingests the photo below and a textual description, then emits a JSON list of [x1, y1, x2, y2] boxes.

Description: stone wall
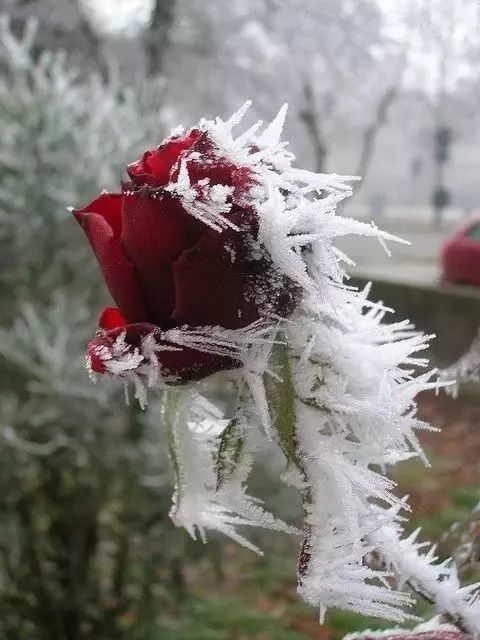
[[353, 277, 480, 367]]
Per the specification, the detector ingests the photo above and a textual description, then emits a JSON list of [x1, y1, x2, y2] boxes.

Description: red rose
[[74, 128, 298, 384]]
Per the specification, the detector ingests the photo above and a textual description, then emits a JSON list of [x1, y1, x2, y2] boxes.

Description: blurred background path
[[339, 206, 469, 284]]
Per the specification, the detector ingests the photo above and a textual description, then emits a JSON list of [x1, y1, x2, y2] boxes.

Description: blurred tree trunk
[[66, 0, 108, 80], [355, 86, 398, 182], [299, 81, 328, 174], [145, 0, 178, 76], [431, 49, 451, 227]]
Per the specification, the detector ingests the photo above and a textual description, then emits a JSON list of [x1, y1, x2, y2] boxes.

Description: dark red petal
[[171, 228, 261, 330], [232, 166, 256, 198], [127, 130, 202, 187], [87, 322, 240, 381], [74, 193, 123, 238], [185, 160, 254, 196], [121, 191, 204, 324], [127, 150, 155, 186], [87, 341, 107, 374], [171, 208, 300, 328], [173, 132, 255, 202], [87, 322, 158, 374], [158, 348, 239, 381], [98, 306, 127, 331], [122, 322, 159, 345], [145, 130, 202, 182], [73, 207, 148, 323]]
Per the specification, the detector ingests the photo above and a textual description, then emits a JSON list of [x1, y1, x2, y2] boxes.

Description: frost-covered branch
[[371, 515, 480, 636], [144, 0, 178, 76], [76, 101, 480, 632], [439, 328, 480, 396], [345, 619, 468, 640]]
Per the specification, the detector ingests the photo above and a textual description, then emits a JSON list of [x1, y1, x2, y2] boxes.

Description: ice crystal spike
[[257, 103, 288, 148]]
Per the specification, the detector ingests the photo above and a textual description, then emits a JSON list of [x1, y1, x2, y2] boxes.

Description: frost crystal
[[439, 329, 480, 396], [85, 103, 480, 632], [165, 158, 238, 231]]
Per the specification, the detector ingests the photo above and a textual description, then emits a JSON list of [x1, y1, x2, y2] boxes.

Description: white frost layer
[[344, 618, 464, 640], [164, 388, 297, 553], [371, 515, 480, 636]]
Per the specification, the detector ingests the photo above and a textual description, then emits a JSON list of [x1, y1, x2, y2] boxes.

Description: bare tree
[[66, 0, 108, 79], [409, 0, 480, 224], [274, 0, 396, 176], [144, 0, 178, 76], [298, 82, 330, 173], [355, 86, 398, 181]]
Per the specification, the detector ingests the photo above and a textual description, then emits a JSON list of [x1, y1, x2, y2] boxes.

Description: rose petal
[[121, 191, 204, 324], [171, 207, 300, 328], [127, 150, 156, 186], [146, 130, 202, 182], [87, 322, 156, 375], [171, 226, 261, 329], [173, 132, 255, 201], [88, 322, 239, 381], [98, 306, 127, 331], [187, 160, 254, 199], [74, 192, 123, 238], [159, 347, 238, 381], [74, 200, 148, 323], [87, 341, 107, 374], [127, 129, 201, 187]]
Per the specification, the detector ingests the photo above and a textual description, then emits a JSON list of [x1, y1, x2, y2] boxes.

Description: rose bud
[[74, 120, 300, 389]]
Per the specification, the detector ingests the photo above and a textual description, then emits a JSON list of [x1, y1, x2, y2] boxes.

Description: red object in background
[[441, 217, 480, 286]]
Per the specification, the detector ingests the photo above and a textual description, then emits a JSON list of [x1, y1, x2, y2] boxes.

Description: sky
[[87, 0, 407, 34], [83, 0, 154, 34]]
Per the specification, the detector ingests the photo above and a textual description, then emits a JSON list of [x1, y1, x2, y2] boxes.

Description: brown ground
[[411, 390, 480, 514]]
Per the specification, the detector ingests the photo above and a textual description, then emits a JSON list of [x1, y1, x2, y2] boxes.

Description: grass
[[149, 595, 313, 640]]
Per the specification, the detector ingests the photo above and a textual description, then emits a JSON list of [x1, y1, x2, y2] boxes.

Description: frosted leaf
[[163, 385, 296, 551]]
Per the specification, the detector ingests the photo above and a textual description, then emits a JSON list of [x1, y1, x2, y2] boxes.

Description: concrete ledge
[[352, 275, 480, 366]]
